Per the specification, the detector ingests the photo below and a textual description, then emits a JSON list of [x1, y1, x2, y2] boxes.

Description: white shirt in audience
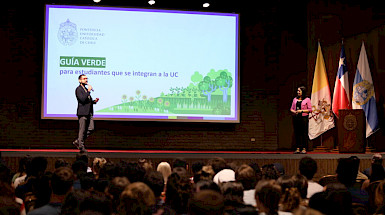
[[243, 189, 256, 207], [213, 169, 235, 184], [307, 180, 324, 199]]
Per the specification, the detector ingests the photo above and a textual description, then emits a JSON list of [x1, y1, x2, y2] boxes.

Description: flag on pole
[[352, 42, 379, 137], [309, 43, 335, 140], [332, 44, 351, 118]]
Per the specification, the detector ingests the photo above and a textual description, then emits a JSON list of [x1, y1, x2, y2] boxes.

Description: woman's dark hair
[[370, 163, 385, 182], [297, 86, 307, 99]]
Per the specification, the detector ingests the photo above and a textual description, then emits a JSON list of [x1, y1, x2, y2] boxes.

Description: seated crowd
[[0, 153, 385, 215]]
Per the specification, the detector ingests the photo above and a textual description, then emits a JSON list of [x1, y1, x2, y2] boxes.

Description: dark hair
[[236, 164, 257, 190], [292, 174, 308, 199], [191, 161, 205, 174], [261, 164, 280, 180], [211, 157, 228, 174], [297, 86, 307, 99], [143, 171, 164, 197], [188, 190, 224, 215], [51, 167, 74, 195], [55, 159, 69, 169], [255, 180, 281, 215], [78, 74, 86, 80], [220, 181, 244, 205], [172, 158, 188, 170], [370, 163, 385, 182], [299, 157, 318, 180], [165, 172, 192, 214], [195, 180, 221, 193], [336, 158, 356, 187]]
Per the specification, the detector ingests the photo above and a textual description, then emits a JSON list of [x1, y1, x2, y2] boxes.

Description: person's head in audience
[[123, 161, 146, 183], [72, 159, 88, 179], [349, 156, 361, 173], [277, 175, 295, 194], [156, 162, 172, 185], [308, 192, 328, 214], [273, 163, 285, 176], [195, 179, 221, 193], [236, 164, 257, 190], [143, 171, 164, 199], [336, 158, 356, 187], [138, 158, 153, 172], [51, 167, 74, 196], [79, 172, 95, 191], [0, 161, 11, 183], [55, 159, 70, 169], [62, 189, 112, 215], [188, 190, 224, 215], [370, 163, 385, 182], [92, 157, 107, 178], [220, 181, 244, 206], [261, 164, 280, 180], [119, 182, 155, 215], [211, 157, 228, 174], [165, 172, 192, 214], [94, 178, 109, 193], [172, 157, 188, 170], [255, 180, 282, 215], [29, 156, 48, 178], [280, 186, 301, 212], [292, 174, 308, 200], [372, 153, 383, 165], [16, 155, 31, 175], [99, 161, 117, 180], [192, 161, 205, 175], [105, 176, 130, 213], [76, 153, 89, 165], [173, 166, 188, 177], [324, 183, 352, 215], [299, 156, 318, 181]]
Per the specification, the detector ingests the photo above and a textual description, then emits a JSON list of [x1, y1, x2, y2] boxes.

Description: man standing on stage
[[73, 74, 99, 152]]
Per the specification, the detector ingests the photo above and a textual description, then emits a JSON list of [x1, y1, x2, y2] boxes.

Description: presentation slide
[[42, 5, 239, 122]]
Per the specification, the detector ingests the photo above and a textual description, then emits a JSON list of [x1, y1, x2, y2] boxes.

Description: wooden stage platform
[[1, 149, 381, 181]]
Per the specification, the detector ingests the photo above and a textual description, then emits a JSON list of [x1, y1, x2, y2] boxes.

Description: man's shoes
[[300, 148, 307, 154], [72, 140, 80, 149], [294, 148, 300, 154]]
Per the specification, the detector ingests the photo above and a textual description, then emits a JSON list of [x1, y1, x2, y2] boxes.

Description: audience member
[[221, 181, 257, 214], [194, 179, 221, 193], [165, 172, 192, 214], [12, 156, 30, 187], [336, 158, 368, 206], [363, 153, 384, 177], [27, 167, 74, 215], [236, 164, 258, 207], [261, 164, 280, 180], [188, 190, 225, 215], [138, 158, 153, 172], [118, 182, 155, 215], [157, 162, 172, 185], [105, 176, 129, 214], [92, 157, 107, 179], [361, 163, 385, 190], [298, 157, 323, 199], [255, 180, 288, 215], [211, 157, 235, 184]]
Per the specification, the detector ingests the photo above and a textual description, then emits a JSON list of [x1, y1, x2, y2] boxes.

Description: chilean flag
[[332, 45, 351, 118]]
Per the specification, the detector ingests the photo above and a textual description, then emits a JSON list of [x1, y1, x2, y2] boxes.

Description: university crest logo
[[353, 80, 374, 106], [58, 19, 78, 46]]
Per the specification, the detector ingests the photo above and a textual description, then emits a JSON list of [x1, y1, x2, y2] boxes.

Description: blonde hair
[[157, 162, 172, 184], [92, 157, 107, 174]]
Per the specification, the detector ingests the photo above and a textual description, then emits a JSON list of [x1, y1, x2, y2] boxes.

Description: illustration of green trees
[[215, 71, 233, 103], [198, 76, 217, 102]]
